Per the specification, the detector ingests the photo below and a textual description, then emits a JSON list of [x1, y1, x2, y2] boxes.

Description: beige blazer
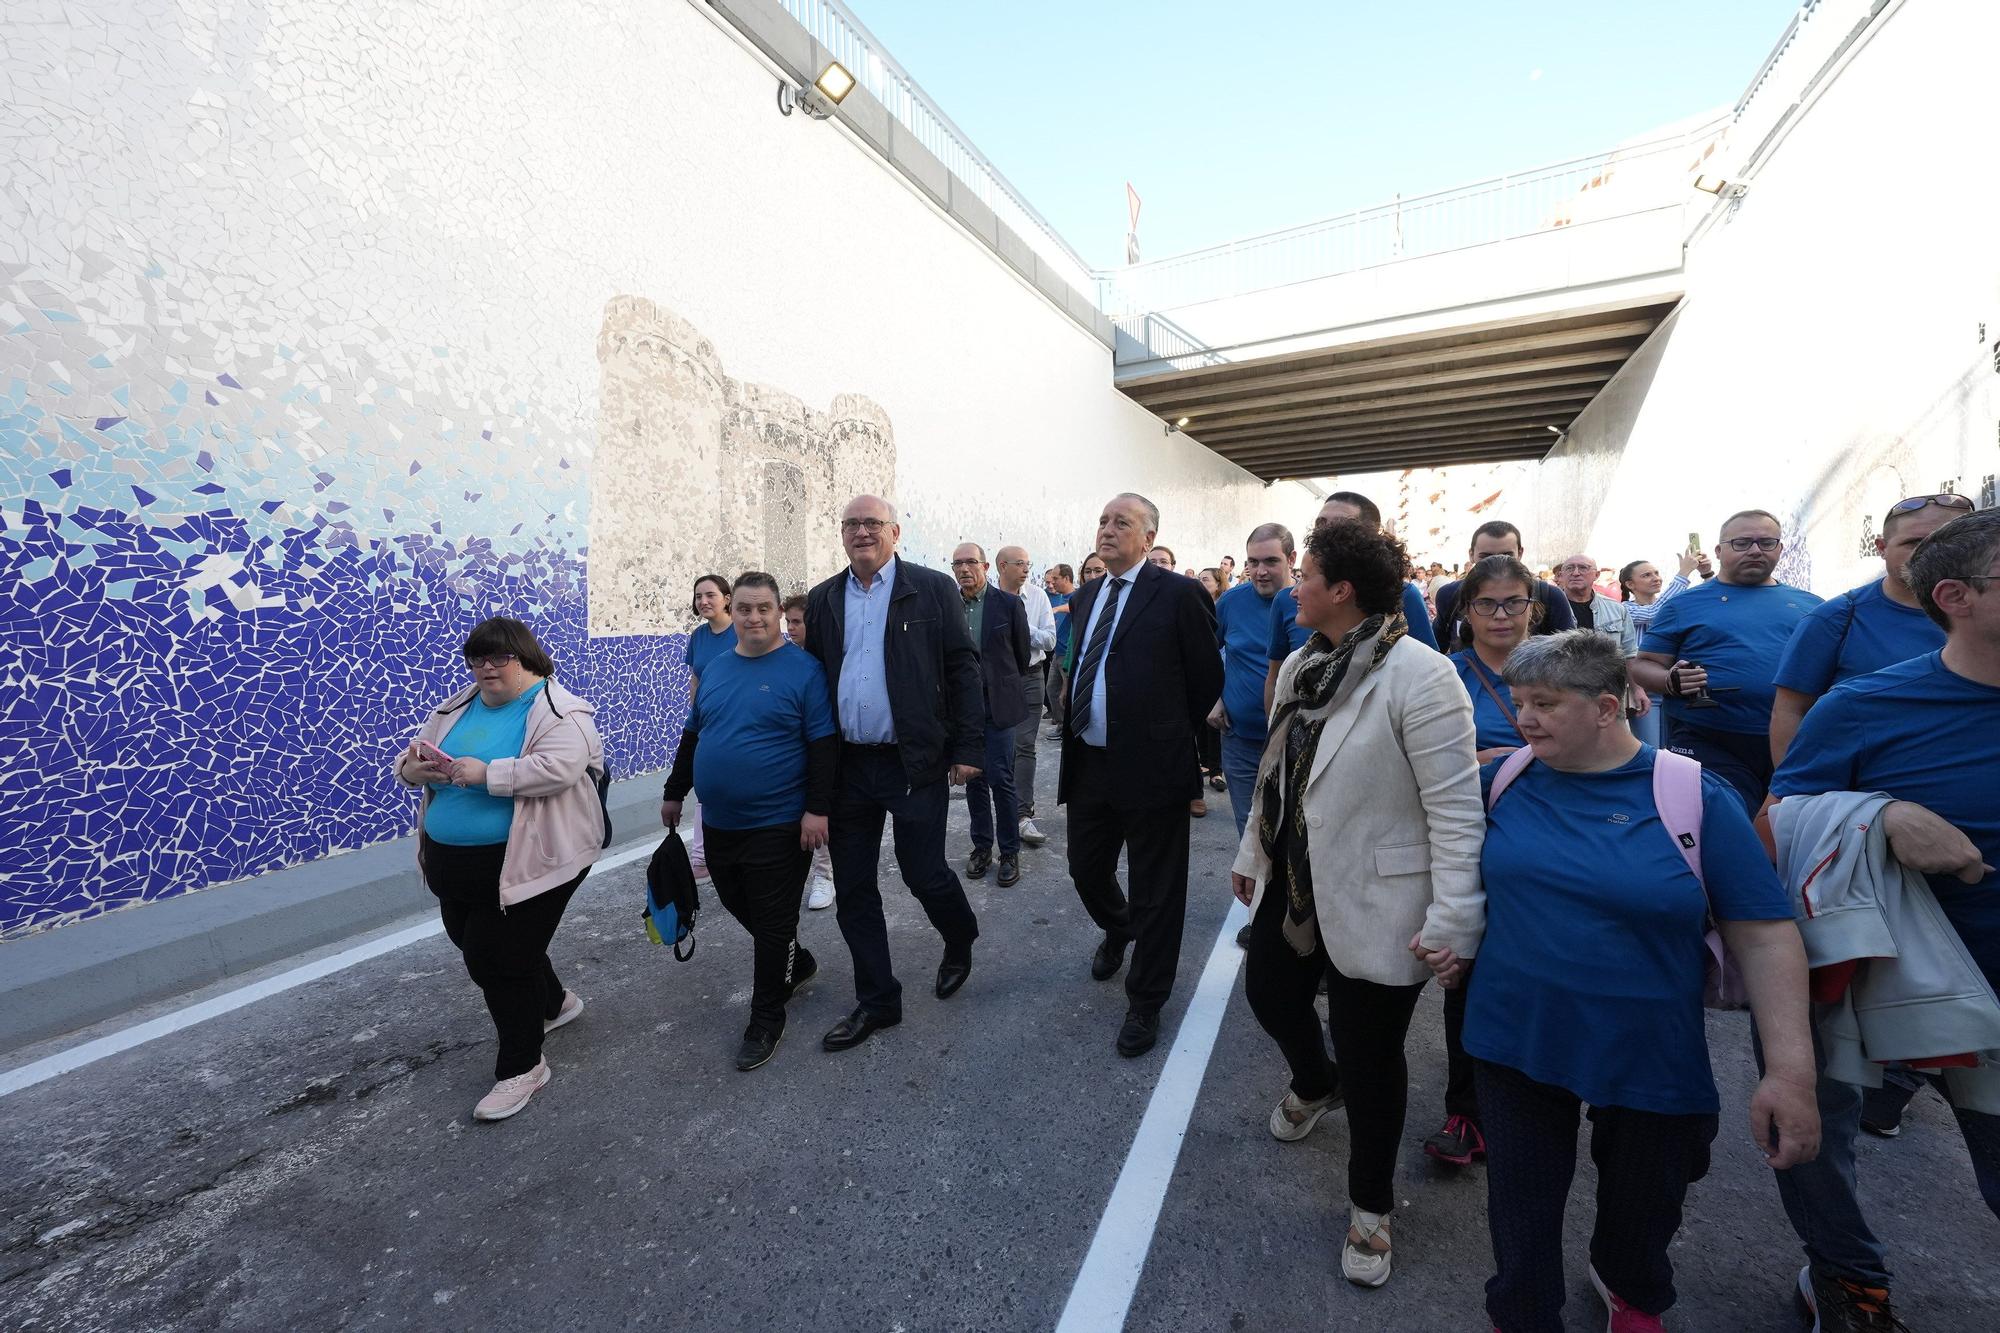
[[1231, 635, 1485, 985]]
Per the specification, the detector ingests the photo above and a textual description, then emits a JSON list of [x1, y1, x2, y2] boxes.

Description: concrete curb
[[0, 774, 668, 1056]]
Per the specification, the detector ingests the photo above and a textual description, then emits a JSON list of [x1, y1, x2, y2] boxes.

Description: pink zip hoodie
[[396, 679, 606, 906]]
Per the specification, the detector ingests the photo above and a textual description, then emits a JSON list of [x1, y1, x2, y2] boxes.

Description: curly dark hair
[[1303, 518, 1408, 617]]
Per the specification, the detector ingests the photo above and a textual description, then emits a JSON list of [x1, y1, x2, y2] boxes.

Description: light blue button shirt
[[839, 555, 898, 744], [1075, 571, 1134, 748]]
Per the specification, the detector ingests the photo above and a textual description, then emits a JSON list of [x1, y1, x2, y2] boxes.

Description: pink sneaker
[[472, 1060, 551, 1121], [1589, 1266, 1665, 1332], [543, 990, 583, 1034]]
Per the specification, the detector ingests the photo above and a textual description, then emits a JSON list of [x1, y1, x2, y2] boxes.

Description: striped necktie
[[1067, 576, 1126, 737]]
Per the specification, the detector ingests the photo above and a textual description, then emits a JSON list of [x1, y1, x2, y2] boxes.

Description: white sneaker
[[472, 1059, 551, 1121], [1018, 817, 1048, 847], [543, 990, 583, 1035], [1268, 1088, 1340, 1142], [807, 874, 836, 911], [1341, 1207, 1392, 1288]]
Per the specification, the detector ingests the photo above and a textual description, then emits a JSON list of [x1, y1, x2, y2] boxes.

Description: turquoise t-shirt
[[424, 689, 537, 846], [1640, 580, 1824, 734]]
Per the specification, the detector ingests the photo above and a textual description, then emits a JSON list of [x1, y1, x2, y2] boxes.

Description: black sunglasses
[[1886, 493, 1974, 525]]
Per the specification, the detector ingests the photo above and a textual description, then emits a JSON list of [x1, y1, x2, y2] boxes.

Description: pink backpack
[[1487, 747, 1747, 1010]]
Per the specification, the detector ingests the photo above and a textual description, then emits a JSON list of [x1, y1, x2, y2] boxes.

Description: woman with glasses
[[395, 617, 607, 1122], [680, 574, 736, 880], [1618, 551, 1702, 746]]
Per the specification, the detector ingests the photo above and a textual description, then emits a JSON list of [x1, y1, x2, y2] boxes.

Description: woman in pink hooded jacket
[[395, 617, 606, 1122]]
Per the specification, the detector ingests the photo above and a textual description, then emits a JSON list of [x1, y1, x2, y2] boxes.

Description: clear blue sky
[[844, 0, 1802, 266]]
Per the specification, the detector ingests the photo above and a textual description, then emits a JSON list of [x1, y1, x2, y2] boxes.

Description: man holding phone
[[1631, 510, 1823, 812]]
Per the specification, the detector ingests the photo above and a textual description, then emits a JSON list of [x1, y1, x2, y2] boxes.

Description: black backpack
[[643, 829, 700, 960]]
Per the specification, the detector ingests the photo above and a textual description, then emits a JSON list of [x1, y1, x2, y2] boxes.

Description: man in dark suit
[[951, 542, 1031, 888], [802, 495, 985, 1051], [1059, 492, 1224, 1057]]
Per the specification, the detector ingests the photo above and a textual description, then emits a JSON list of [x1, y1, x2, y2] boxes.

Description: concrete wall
[[0, 0, 1289, 935], [1538, 0, 2000, 592]]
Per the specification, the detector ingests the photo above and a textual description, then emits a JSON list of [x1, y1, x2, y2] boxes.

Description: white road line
[[1054, 897, 1250, 1333], [0, 836, 661, 1100]]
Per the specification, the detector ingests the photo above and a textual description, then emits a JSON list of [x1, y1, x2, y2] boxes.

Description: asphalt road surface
[[6, 735, 1996, 1331]]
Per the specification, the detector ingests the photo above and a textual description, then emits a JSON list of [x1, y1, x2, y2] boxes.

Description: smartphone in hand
[[416, 740, 454, 771]]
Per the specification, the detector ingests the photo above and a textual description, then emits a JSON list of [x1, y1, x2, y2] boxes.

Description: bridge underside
[[1119, 297, 1681, 482]]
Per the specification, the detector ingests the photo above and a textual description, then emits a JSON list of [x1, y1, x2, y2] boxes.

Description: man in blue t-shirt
[[1769, 493, 1971, 764], [1633, 509, 1823, 813], [662, 572, 839, 1072], [1045, 564, 1076, 736], [1212, 523, 1295, 841], [1765, 508, 2000, 1325], [1261, 491, 1438, 717]]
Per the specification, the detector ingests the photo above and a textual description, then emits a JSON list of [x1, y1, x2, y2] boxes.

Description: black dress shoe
[[1235, 922, 1253, 950], [822, 1006, 901, 1051], [996, 853, 1020, 887], [735, 1024, 781, 1072], [1090, 935, 1129, 982], [1116, 1009, 1160, 1058], [935, 953, 972, 1000], [966, 846, 992, 879]]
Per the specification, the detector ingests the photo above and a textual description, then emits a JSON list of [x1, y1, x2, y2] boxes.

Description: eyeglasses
[[1886, 493, 1974, 526], [840, 517, 889, 534], [464, 653, 517, 670], [1722, 536, 1782, 552], [1469, 596, 1533, 617]]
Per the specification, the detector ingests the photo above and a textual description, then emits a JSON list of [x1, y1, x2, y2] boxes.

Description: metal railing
[[777, 0, 1095, 294], [1095, 123, 1725, 318]]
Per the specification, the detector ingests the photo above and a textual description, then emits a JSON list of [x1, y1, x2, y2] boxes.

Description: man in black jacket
[[1060, 492, 1224, 1057], [951, 542, 1031, 888], [802, 495, 985, 1051]]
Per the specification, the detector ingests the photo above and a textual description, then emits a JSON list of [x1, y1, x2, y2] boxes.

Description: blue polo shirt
[[1267, 582, 1438, 661], [1215, 582, 1280, 738], [425, 689, 538, 846], [1773, 578, 1946, 697], [1450, 650, 1525, 751], [1640, 580, 1823, 734], [686, 643, 837, 830], [1772, 651, 2000, 990], [684, 622, 738, 678], [1464, 747, 1793, 1113]]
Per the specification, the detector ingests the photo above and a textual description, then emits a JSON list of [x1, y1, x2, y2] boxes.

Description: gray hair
[[1247, 521, 1296, 557], [1111, 491, 1161, 534], [1904, 508, 2000, 629], [1501, 629, 1629, 699]]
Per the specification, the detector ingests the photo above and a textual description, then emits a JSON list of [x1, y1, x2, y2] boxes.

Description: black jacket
[[804, 555, 984, 787], [966, 585, 1031, 730], [1057, 560, 1224, 810]]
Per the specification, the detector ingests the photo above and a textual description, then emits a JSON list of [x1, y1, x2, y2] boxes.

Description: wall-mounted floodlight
[[1692, 174, 1749, 200], [777, 61, 857, 120], [1164, 416, 1189, 437]]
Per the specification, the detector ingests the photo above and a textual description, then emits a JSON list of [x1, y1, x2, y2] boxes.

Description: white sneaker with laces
[[543, 990, 583, 1034], [1019, 817, 1048, 847], [472, 1059, 551, 1121], [807, 874, 836, 911]]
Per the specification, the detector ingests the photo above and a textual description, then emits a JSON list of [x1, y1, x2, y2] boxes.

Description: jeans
[[1014, 669, 1045, 818], [966, 723, 1021, 854], [1757, 1008, 2000, 1286], [1220, 728, 1266, 842], [1478, 1059, 1717, 1333], [828, 744, 980, 1020], [423, 835, 584, 1080], [703, 821, 813, 1034], [1242, 878, 1427, 1215]]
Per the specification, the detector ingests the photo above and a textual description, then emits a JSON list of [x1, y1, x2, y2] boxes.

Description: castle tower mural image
[[592, 297, 895, 635]]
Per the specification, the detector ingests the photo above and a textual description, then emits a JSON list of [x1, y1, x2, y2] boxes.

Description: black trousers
[[1442, 965, 1481, 1122], [1242, 880, 1426, 1214], [423, 835, 584, 1080], [1477, 1059, 1717, 1333], [704, 821, 814, 1034], [828, 744, 980, 1020], [1664, 715, 1773, 815], [1064, 744, 1192, 1016]]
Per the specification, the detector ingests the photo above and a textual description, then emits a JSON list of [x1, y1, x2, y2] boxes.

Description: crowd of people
[[393, 484, 1998, 1333]]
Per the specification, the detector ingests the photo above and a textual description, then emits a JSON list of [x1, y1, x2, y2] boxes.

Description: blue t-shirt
[[684, 622, 738, 678], [1464, 746, 1793, 1113], [1449, 650, 1525, 751], [1773, 578, 1946, 697], [425, 688, 538, 846], [1216, 582, 1280, 738], [1771, 651, 2000, 990], [1051, 590, 1073, 658], [687, 643, 837, 830], [1640, 580, 1824, 735], [1267, 582, 1437, 661]]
